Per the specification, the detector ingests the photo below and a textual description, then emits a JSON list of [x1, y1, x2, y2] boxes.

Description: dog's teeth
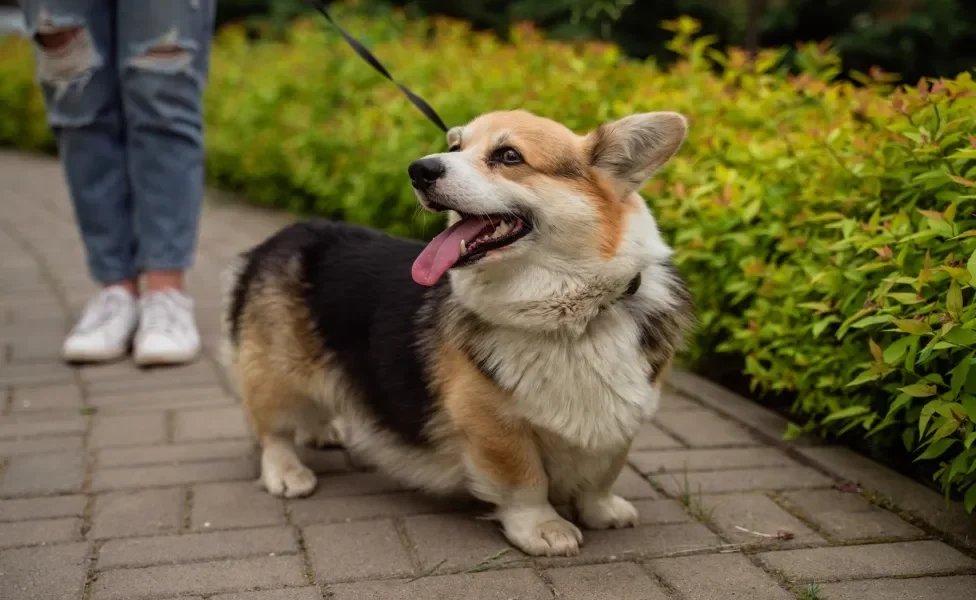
[[460, 239, 467, 255]]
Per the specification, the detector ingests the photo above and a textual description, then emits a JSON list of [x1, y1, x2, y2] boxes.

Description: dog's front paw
[[577, 494, 639, 530], [503, 512, 583, 557], [261, 461, 317, 498]]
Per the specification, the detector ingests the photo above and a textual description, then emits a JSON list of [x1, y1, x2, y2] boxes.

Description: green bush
[[2, 8, 975, 511]]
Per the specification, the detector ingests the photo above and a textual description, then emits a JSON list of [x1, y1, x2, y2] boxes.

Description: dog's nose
[[408, 158, 446, 191]]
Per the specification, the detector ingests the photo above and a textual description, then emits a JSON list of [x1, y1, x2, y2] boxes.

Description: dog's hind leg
[[238, 347, 318, 498]]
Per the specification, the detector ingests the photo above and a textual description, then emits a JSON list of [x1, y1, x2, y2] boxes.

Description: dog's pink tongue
[[412, 218, 492, 287]]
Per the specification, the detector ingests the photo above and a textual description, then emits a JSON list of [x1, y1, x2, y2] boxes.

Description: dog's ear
[[586, 111, 687, 196], [446, 126, 464, 151]]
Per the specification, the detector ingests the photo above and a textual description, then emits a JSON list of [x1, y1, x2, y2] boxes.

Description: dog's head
[[409, 110, 687, 291]]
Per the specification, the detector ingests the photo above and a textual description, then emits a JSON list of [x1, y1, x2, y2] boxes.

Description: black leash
[[304, 0, 449, 133]]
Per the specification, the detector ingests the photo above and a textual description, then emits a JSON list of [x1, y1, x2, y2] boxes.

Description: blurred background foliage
[[216, 0, 976, 84]]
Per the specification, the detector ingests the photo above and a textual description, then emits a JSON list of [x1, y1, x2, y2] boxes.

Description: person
[[18, 1, 215, 366]]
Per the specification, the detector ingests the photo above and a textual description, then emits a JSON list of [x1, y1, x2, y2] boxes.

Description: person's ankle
[[144, 270, 186, 293], [105, 279, 138, 297]]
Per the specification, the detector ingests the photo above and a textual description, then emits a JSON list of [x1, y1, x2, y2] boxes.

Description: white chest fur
[[477, 305, 656, 452]]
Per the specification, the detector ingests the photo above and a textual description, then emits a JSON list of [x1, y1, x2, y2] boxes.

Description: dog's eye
[[492, 147, 523, 165], [448, 144, 461, 152]]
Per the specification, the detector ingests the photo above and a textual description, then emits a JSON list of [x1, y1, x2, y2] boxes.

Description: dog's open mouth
[[411, 213, 532, 287]]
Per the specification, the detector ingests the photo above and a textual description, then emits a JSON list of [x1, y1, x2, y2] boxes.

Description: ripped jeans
[[19, 0, 215, 284]]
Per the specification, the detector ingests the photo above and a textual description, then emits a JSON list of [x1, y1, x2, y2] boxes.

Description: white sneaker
[[62, 286, 139, 363], [134, 289, 202, 366]]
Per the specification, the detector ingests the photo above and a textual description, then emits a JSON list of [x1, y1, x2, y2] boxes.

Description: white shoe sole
[[62, 345, 130, 364], [133, 346, 201, 367]]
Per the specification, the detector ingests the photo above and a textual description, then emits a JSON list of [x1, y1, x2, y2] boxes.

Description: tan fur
[[435, 345, 543, 489]]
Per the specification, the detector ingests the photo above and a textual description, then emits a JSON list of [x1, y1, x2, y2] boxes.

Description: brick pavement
[[1, 150, 975, 599]]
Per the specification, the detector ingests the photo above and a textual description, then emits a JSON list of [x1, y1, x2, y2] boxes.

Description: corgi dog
[[220, 109, 693, 556]]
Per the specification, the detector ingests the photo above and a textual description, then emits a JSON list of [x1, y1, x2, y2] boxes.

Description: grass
[[675, 470, 715, 526], [799, 582, 825, 600]]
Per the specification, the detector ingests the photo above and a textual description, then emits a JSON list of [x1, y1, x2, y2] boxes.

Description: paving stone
[[632, 423, 684, 450], [192, 481, 285, 530], [611, 466, 659, 499], [9, 383, 83, 413], [653, 466, 834, 496], [93, 458, 258, 491], [402, 513, 517, 572], [630, 499, 692, 525], [90, 413, 167, 448], [329, 569, 552, 600], [656, 390, 702, 413], [0, 416, 86, 439], [80, 359, 217, 383], [209, 589, 323, 600], [174, 406, 250, 442], [546, 562, 668, 600], [88, 384, 235, 411], [7, 335, 65, 364], [0, 452, 84, 496], [0, 494, 86, 521], [305, 470, 405, 497], [293, 447, 351, 474], [650, 552, 793, 600], [0, 434, 84, 456], [630, 447, 796, 474], [85, 366, 222, 397], [0, 517, 82, 547], [0, 362, 75, 386], [289, 491, 458, 525], [818, 575, 976, 600], [99, 440, 254, 468], [98, 526, 297, 569], [304, 520, 414, 583], [700, 493, 826, 547], [92, 488, 183, 539], [781, 489, 925, 541], [0, 542, 88, 600], [532, 522, 720, 569], [92, 555, 306, 600], [653, 410, 759, 447], [797, 446, 976, 551], [756, 541, 976, 582]]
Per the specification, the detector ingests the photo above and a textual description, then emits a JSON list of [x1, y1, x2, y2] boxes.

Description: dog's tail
[[218, 251, 249, 379]]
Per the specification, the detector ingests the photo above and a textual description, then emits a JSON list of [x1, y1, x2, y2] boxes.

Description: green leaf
[[916, 438, 956, 461], [900, 383, 937, 398], [893, 319, 932, 335], [968, 249, 976, 283], [851, 315, 892, 329], [928, 418, 961, 444], [823, 405, 871, 423], [905, 337, 919, 373], [883, 336, 915, 364], [951, 356, 973, 396], [966, 484, 976, 514], [965, 432, 976, 449], [963, 395, 976, 421], [945, 327, 976, 346], [903, 428, 916, 451], [919, 400, 941, 437], [846, 369, 881, 387], [947, 280, 964, 317], [885, 393, 913, 419]]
